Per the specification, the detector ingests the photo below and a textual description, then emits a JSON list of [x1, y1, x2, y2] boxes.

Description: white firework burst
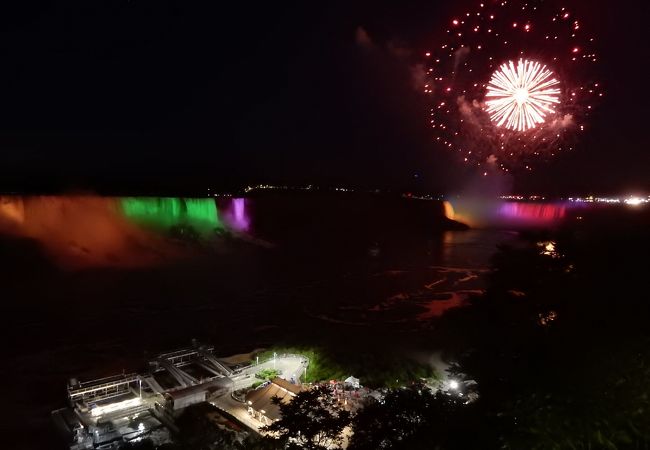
[[485, 59, 561, 132]]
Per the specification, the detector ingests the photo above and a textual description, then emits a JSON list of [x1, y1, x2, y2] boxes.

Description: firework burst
[[423, 0, 601, 173], [485, 59, 560, 131]]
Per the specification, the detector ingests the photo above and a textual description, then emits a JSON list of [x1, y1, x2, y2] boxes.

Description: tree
[[255, 368, 281, 380], [348, 387, 476, 450], [261, 386, 351, 449], [164, 403, 242, 450], [436, 228, 650, 449], [121, 439, 156, 450]]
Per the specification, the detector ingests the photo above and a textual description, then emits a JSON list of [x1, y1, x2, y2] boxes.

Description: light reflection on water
[[0, 196, 516, 328], [304, 229, 516, 327]]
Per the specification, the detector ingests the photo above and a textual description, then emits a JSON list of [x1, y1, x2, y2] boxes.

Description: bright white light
[[624, 197, 644, 206], [485, 59, 561, 131], [449, 380, 459, 390], [91, 397, 142, 417], [138, 423, 145, 432], [513, 88, 529, 104]]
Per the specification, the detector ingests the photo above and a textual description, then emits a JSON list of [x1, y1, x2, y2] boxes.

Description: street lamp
[[449, 380, 459, 390]]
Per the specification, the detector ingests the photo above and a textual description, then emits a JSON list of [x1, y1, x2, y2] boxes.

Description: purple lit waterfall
[[226, 198, 250, 232]]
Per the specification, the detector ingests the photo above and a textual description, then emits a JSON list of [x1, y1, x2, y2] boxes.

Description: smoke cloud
[[355, 26, 373, 48], [549, 113, 574, 129], [453, 46, 471, 73], [456, 95, 484, 128], [387, 40, 411, 59], [410, 63, 428, 91]]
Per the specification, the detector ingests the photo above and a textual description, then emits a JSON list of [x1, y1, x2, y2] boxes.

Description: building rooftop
[[245, 378, 302, 422]]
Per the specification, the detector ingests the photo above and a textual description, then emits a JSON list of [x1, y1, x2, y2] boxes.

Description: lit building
[[52, 342, 236, 449]]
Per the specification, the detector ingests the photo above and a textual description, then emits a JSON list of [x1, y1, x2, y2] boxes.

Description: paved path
[[212, 393, 265, 431], [212, 355, 307, 433], [230, 355, 307, 391]]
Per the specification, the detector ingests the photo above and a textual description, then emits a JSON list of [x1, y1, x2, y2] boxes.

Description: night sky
[[0, 0, 647, 195]]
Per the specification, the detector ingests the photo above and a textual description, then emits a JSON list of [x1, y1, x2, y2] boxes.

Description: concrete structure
[[164, 377, 233, 411], [149, 341, 234, 391], [52, 342, 237, 449], [53, 344, 310, 449], [211, 354, 308, 432], [67, 373, 141, 410], [165, 387, 207, 411]]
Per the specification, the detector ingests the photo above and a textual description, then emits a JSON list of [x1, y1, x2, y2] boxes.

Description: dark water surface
[[0, 195, 519, 448]]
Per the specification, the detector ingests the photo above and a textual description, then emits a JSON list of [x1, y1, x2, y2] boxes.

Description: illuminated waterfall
[[225, 198, 250, 232], [498, 202, 566, 222], [442, 201, 455, 220], [120, 197, 222, 235]]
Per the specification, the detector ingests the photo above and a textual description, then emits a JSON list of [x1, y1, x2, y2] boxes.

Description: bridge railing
[[233, 353, 309, 378]]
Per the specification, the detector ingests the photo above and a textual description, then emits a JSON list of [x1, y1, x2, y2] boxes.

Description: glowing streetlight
[[449, 380, 459, 390]]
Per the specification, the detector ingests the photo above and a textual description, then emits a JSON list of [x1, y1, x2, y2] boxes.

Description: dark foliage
[[261, 386, 351, 449], [436, 219, 650, 448], [348, 387, 477, 450]]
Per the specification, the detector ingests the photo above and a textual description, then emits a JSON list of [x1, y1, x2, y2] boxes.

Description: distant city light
[[497, 194, 649, 205], [624, 196, 646, 206]]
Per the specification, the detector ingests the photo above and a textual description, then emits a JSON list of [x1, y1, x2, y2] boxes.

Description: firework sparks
[[485, 59, 560, 132], [423, 0, 601, 173]]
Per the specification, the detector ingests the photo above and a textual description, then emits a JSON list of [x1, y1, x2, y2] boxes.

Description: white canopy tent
[[344, 376, 360, 389]]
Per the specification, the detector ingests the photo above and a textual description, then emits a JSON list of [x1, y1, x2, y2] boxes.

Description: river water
[[0, 195, 526, 448]]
